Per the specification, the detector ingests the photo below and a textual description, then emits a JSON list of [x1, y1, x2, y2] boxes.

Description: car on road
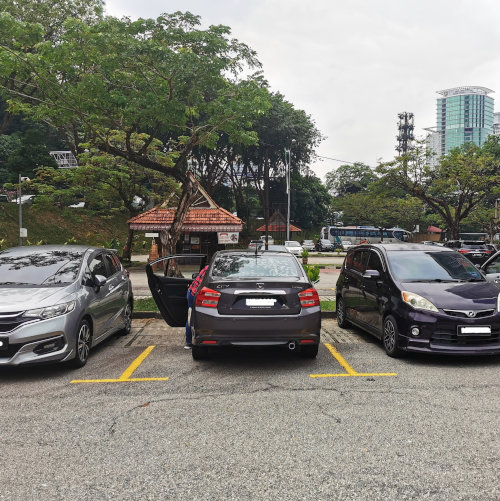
[[443, 240, 492, 264], [284, 240, 304, 255], [0, 245, 133, 367], [301, 240, 315, 251], [248, 240, 263, 250], [341, 240, 354, 251], [336, 243, 500, 357], [315, 238, 335, 252], [259, 235, 275, 245], [147, 250, 321, 360]]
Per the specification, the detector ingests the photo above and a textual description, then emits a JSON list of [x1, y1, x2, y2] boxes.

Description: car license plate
[[458, 326, 491, 336], [246, 298, 276, 307], [0, 337, 8, 352], [472, 253, 482, 257]]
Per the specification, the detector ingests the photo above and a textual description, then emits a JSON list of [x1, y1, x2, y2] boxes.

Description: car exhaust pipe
[[288, 341, 296, 351]]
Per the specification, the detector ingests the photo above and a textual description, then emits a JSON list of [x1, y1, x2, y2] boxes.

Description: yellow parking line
[[310, 343, 397, 378], [70, 345, 169, 384], [119, 345, 155, 380]]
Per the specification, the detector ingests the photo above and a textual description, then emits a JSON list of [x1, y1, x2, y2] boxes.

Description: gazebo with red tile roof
[[255, 210, 302, 233], [128, 174, 243, 257]]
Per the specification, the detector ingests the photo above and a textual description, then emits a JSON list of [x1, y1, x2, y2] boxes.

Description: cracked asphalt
[[1, 319, 500, 500]]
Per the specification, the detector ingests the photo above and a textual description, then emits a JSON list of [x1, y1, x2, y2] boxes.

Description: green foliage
[[303, 264, 320, 282], [301, 248, 309, 258], [325, 163, 378, 196], [377, 141, 500, 238]]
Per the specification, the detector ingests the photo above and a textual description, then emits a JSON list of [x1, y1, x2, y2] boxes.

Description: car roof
[[215, 249, 292, 256], [354, 243, 455, 253], [1, 244, 102, 255]]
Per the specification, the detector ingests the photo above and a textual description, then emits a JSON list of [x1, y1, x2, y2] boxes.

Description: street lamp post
[[286, 139, 296, 241], [18, 173, 23, 246]]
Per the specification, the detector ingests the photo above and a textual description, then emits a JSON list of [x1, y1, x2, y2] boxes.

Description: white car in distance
[[284, 240, 304, 255]]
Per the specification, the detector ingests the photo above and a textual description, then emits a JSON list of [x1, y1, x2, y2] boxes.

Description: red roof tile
[[255, 223, 302, 232], [128, 207, 243, 232]]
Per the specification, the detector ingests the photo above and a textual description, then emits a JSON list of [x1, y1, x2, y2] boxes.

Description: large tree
[[325, 162, 378, 196], [0, 11, 269, 253], [377, 141, 500, 239]]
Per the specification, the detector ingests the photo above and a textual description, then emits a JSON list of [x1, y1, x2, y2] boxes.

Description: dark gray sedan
[[0, 245, 133, 368], [147, 250, 321, 360]]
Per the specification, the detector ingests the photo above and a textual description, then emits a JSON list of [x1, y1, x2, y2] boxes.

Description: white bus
[[321, 226, 411, 246]]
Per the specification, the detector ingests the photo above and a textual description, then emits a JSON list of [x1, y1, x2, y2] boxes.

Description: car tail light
[[458, 249, 468, 253], [298, 288, 320, 307], [195, 287, 221, 308]]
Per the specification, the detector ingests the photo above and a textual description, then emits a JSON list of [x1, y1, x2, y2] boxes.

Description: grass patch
[[320, 300, 336, 311], [134, 297, 159, 312]]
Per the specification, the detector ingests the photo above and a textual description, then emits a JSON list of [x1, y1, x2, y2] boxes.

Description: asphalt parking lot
[[2, 319, 500, 500]]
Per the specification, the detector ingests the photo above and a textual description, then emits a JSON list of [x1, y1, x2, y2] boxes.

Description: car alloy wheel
[[337, 297, 349, 328], [120, 302, 133, 336], [69, 319, 92, 368], [383, 315, 402, 358]]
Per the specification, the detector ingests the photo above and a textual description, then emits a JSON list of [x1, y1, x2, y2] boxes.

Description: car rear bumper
[[191, 307, 321, 346]]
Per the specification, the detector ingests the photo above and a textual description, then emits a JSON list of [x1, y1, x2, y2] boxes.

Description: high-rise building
[[434, 86, 494, 156], [494, 112, 500, 136]]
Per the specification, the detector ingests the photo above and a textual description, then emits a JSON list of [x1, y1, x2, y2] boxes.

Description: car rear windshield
[[211, 254, 302, 279], [387, 251, 483, 281], [0, 249, 85, 286], [461, 242, 487, 249]]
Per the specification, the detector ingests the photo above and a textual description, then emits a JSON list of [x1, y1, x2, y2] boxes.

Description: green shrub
[[303, 264, 320, 282]]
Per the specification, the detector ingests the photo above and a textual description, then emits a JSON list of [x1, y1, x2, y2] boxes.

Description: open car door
[[146, 254, 207, 327], [481, 251, 500, 284]]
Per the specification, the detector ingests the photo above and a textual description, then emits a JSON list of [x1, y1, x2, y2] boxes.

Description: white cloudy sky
[[104, 0, 500, 180]]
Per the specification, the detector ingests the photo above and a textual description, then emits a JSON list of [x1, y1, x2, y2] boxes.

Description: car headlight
[[22, 300, 76, 320], [401, 291, 438, 312]]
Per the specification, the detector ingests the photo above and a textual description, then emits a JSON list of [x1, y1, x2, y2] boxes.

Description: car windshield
[[387, 251, 483, 282], [0, 249, 85, 286], [286, 242, 300, 247], [211, 254, 302, 279]]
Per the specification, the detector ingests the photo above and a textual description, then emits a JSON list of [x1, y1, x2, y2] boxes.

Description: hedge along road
[[1, 316, 499, 500]]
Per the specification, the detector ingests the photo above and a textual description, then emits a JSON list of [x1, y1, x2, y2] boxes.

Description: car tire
[[337, 297, 350, 328], [299, 344, 319, 358], [68, 319, 92, 369], [119, 301, 133, 336], [383, 315, 403, 358], [192, 345, 210, 361]]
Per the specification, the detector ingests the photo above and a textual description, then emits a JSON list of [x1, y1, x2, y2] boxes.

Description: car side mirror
[[363, 269, 380, 279], [93, 274, 107, 288]]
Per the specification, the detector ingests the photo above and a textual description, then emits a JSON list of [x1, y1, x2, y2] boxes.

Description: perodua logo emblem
[[467, 311, 476, 318], [256, 283, 264, 289]]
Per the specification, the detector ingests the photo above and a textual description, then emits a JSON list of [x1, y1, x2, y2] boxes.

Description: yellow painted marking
[[70, 345, 169, 384], [309, 343, 397, 378], [323, 343, 357, 375], [119, 345, 155, 380]]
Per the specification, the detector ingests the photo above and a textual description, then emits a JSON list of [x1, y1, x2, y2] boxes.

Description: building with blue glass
[[435, 86, 494, 155]]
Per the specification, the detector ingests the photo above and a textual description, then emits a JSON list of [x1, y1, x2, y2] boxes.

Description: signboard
[[190, 236, 200, 245], [145, 233, 159, 237], [20, 228, 27, 238], [218, 232, 239, 244]]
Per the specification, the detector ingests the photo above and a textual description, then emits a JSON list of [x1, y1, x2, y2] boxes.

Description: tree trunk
[[123, 228, 134, 262], [159, 175, 198, 256]]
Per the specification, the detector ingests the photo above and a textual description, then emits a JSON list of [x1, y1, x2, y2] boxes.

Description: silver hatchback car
[[0, 245, 133, 368]]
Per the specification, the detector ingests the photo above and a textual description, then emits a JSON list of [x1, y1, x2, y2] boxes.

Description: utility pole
[[285, 139, 296, 241], [18, 174, 23, 246]]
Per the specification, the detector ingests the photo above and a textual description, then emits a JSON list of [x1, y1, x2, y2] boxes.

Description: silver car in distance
[[0, 245, 133, 368]]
